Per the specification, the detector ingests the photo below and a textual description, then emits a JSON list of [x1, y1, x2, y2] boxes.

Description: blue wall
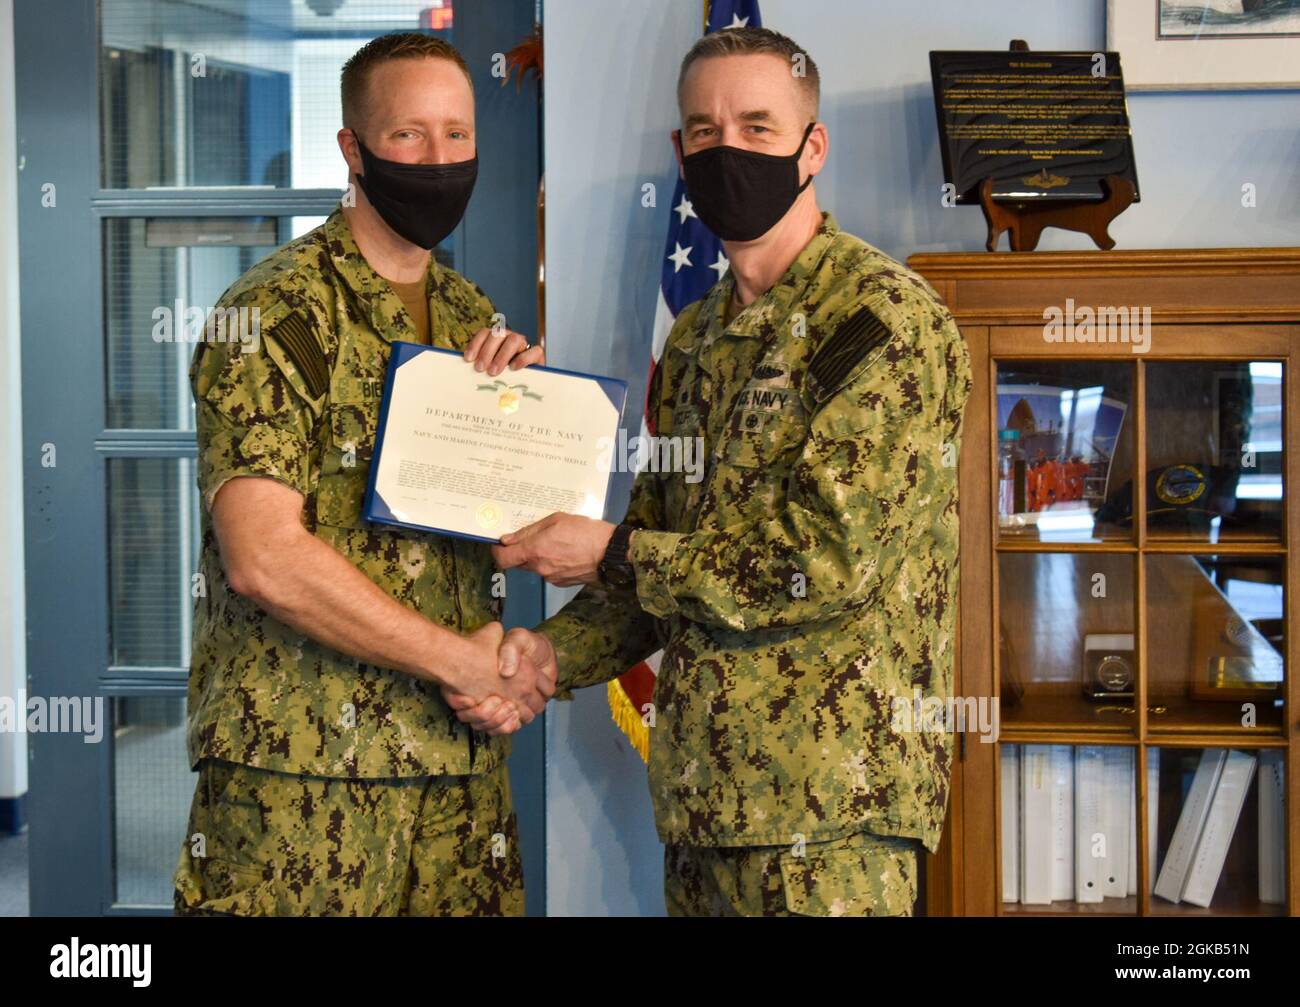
[[543, 0, 698, 919], [542, 0, 1300, 916]]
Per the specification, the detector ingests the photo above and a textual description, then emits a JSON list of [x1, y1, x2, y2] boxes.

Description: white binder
[[1154, 748, 1227, 904], [1001, 744, 1020, 903], [1102, 746, 1133, 898], [1020, 745, 1054, 904], [1259, 750, 1286, 905], [1050, 745, 1075, 901], [1183, 749, 1257, 908], [1128, 757, 1137, 896], [1147, 748, 1160, 894], [1074, 746, 1105, 903]]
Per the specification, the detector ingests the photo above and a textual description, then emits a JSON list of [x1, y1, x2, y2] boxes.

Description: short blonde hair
[[341, 32, 473, 130]]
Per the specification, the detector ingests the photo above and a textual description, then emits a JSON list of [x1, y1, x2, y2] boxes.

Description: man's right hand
[[443, 627, 558, 735]]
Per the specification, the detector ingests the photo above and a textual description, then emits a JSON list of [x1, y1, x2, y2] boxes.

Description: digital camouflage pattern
[[663, 829, 922, 917], [186, 207, 507, 779], [173, 757, 523, 916], [542, 212, 973, 854]]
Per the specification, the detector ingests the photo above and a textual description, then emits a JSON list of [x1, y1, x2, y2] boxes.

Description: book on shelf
[[1154, 748, 1268, 908], [1258, 750, 1286, 905], [1074, 745, 1106, 904], [1182, 749, 1257, 908], [1147, 749, 1160, 895], [1001, 744, 1135, 906], [1002, 743, 1020, 903], [1102, 747, 1133, 899], [1154, 748, 1226, 904], [1051, 745, 1074, 901], [1020, 744, 1055, 905]]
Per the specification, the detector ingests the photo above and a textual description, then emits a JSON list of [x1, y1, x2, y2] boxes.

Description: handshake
[[439, 623, 558, 736], [433, 512, 619, 734], [434, 511, 618, 734]]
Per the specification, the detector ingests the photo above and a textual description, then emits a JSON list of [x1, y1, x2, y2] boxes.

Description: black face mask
[[352, 135, 478, 249], [678, 122, 816, 242]]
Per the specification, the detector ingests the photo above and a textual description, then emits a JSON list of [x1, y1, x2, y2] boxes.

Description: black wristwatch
[[598, 523, 637, 589]]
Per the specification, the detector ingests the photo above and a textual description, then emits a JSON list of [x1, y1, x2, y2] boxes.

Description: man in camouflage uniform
[[173, 33, 553, 917], [453, 27, 973, 916]]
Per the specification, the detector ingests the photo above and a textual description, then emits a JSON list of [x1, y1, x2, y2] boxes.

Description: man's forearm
[[538, 584, 660, 695], [225, 522, 479, 692]]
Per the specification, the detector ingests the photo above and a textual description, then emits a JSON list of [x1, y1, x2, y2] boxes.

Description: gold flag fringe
[[607, 680, 650, 763]]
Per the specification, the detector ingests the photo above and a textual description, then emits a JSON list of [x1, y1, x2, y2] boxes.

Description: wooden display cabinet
[[908, 248, 1300, 917]]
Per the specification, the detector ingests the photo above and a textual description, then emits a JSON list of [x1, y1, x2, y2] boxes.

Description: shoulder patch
[[266, 311, 328, 400], [807, 305, 893, 403]]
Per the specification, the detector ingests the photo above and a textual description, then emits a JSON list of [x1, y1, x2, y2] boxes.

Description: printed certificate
[[363, 343, 627, 542]]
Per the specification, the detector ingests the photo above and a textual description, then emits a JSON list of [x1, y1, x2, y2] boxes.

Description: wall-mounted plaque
[[930, 50, 1140, 205]]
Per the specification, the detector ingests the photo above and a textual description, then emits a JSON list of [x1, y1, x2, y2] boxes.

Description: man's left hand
[[491, 514, 616, 587], [464, 326, 543, 376]]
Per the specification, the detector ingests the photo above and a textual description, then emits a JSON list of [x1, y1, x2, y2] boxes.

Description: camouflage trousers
[[663, 830, 921, 917], [172, 757, 523, 916]]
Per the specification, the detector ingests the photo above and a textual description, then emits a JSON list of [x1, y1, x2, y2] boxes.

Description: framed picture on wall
[[1107, 0, 1300, 90]]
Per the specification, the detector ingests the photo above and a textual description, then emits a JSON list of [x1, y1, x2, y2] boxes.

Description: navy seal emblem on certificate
[[363, 342, 627, 543]]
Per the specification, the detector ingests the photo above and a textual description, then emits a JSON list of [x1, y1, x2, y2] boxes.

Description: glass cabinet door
[[995, 353, 1288, 916], [1000, 743, 1140, 915], [996, 360, 1134, 545], [1145, 361, 1283, 545], [1146, 553, 1284, 735], [998, 551, 1137, 735], [1148, 746, 1286, 916]]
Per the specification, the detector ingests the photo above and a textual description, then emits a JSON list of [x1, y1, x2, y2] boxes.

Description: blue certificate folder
[[362, 341, 628, 544]]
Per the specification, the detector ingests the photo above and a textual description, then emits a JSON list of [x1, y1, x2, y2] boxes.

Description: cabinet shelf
[[1147, 888, 1285, 917], [1002, 896, 1138, 916], [994, 539, 1288, 555], [999, 693, 1137, 737], [996, 540, 1139, 554], [1142, 538, 1285, 554]]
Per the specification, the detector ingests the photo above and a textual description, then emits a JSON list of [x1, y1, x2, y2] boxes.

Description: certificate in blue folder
[[363, 342, 627, 544]]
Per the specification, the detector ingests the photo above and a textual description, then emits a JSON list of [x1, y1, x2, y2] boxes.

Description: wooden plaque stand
[[979, 174, 1136, 253]]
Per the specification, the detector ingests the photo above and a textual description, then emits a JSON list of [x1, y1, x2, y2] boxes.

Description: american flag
[[607, 0, 763, 761]]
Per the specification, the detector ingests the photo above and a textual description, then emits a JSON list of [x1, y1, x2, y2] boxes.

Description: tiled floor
[[0, 706, 193, 915], [114, 719, 195, 906], [0, 830, 29, 917]]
